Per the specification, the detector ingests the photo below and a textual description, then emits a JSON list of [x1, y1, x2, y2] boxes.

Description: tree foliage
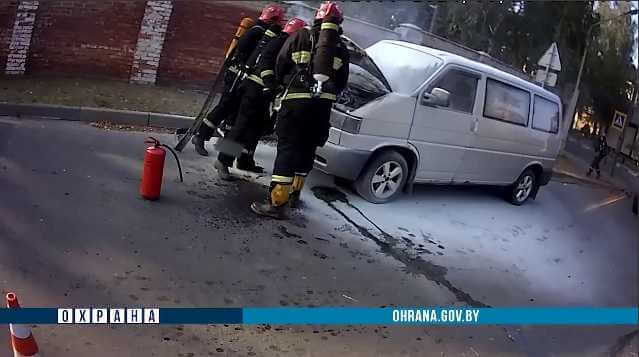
[[585, 2, 637, 125], [433, 0, 636, 127]]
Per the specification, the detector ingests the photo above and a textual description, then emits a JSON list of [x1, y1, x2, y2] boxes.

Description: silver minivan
[[315, 39, 562, 205]]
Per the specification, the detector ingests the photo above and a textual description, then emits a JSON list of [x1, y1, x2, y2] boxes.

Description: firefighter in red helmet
[[214, 18, 308, 179], [191, 4, 285, 157], [251, 2, 349, 219]]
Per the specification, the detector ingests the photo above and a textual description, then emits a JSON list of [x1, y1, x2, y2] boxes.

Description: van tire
[[355, 151, 408, 204], [508, 169, 536, 206]]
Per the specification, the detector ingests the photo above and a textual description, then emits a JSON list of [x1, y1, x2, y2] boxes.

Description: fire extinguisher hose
[[145, 137, 184, 183]]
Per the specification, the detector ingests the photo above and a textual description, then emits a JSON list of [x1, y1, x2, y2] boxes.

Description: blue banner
[[160, 308, 241, 324], [0, 308, 57, 324], [243, 307, 639, 325], [0, 307, 636, 325]]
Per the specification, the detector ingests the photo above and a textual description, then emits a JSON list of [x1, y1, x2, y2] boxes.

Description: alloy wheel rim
[[371, 161, 403, 199], [515, 175, 533, 202]]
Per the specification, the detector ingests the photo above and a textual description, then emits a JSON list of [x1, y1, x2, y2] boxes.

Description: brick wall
[[0, 1, 19, 72], [157, 0, 259, 87], [6, 1, 40, 74], [0, 0, 263, 86], [1, 1, 533, 87], [130, 0, 173, 84], [29, 0, 147, 79]]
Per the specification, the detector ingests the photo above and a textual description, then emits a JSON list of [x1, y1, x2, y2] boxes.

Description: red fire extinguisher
[[140, 137, 183, 200]]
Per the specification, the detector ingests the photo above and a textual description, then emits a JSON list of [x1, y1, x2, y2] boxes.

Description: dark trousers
[[198, 71, 242, 141], [590, 153, 606, 173], [218, 80, 270, 167], [271, 98, 332, 181]]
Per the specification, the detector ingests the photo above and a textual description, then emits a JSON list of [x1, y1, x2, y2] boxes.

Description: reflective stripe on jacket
[[275, 25, 349, 102]]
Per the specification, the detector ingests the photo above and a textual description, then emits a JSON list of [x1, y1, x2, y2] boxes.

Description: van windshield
[[366, 42, 443, 95]]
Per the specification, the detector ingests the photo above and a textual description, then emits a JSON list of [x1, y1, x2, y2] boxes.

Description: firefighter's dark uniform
[[216, 29, 290, 173], [252, 21, 349, 217], [196, 20, 269, 145]]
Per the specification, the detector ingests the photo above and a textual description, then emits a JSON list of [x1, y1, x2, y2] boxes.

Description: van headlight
[[330, 110, 362, 134]]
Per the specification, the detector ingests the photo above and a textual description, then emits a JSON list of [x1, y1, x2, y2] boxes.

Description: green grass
[[0, 76, 207, 116]]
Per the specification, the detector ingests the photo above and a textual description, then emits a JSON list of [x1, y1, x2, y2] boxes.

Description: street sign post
[[537, 42, 561, 89], [612, 110, 627, 131], [610, 110, 629, 177], [538, 42, 562, 71], [535, 70, 557, 87]]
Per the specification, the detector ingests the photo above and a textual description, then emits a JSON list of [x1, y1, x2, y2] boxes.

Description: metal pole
[[611, 113, 629, 177], [611, 84, 638, 176], [574, 27, 591, 95], [561, 27, 592, 151], [541, 45, 554, 89], [429, 5, 438, 33]]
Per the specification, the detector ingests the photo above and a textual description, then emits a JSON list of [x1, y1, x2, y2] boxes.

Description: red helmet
[[259, 4, 285, 25], [283, 18, 306, 34], [315, 1, 343, 24]]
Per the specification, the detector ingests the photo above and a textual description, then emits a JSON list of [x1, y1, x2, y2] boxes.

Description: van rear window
[[532, 96, 560, 133], [483, 79, 530, 126]]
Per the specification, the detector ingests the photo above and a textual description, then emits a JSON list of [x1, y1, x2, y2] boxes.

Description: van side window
[[484, 78, 530, 126], [532, 96, 560, 133], [428, 69, 478, 113]]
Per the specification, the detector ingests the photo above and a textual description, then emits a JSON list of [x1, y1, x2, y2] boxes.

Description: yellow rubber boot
[[271, 183, 291, 207], [251, 183, 291, 219], [289, 175, 306, 208]]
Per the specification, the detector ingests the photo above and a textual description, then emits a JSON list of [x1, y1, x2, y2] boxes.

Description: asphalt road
[[0, 117, 637, 356]]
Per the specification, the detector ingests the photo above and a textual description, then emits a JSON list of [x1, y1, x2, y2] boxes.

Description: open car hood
[[341, 35, 392, 92], [336, 36, 392, 112]]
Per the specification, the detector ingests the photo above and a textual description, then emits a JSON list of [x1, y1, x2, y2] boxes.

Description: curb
[[552, 168, 620, 190], [560, 150, 636, 190], [0, 102, 195, 129]]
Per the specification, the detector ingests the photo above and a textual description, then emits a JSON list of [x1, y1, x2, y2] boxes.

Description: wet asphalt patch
[[311, 186, 489, 308], [186, 176, 270, 230], [279, 225, 302, 239]]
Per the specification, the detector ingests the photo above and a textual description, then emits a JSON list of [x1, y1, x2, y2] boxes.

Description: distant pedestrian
[[587, 133, 609, 179]]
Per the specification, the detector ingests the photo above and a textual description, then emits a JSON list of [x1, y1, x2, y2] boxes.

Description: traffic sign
[[538, 42, 561, 71], [612, 110, 627, 130], [535, 70, 557, 87]]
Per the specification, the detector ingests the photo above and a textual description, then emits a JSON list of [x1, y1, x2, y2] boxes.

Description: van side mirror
[[421, 88, 450, 107]]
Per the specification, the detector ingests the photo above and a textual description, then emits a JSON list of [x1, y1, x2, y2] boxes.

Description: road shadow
[[334, 177, 510, 205]]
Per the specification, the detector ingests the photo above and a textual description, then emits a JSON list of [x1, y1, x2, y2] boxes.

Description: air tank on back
[[312, 3, 342, 97]]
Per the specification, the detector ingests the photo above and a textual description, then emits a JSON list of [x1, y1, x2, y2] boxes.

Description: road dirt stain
[[610, 329, 638, 357], [312, 186, 488, 307], [186, 190, 217, 200], [279, 225, 302, 239]]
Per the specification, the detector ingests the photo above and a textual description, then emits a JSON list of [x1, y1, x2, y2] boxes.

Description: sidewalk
[[564, 133, 639, 190], [554, 150, 637, 196], [554, 152, 621, 188]]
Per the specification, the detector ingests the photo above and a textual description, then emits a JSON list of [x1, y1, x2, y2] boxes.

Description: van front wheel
[[508, 169, 536, 206], [355, 151, 408, 204]]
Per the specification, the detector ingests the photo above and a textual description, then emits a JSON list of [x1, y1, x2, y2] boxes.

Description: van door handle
[[471, 118, 479, 133]]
